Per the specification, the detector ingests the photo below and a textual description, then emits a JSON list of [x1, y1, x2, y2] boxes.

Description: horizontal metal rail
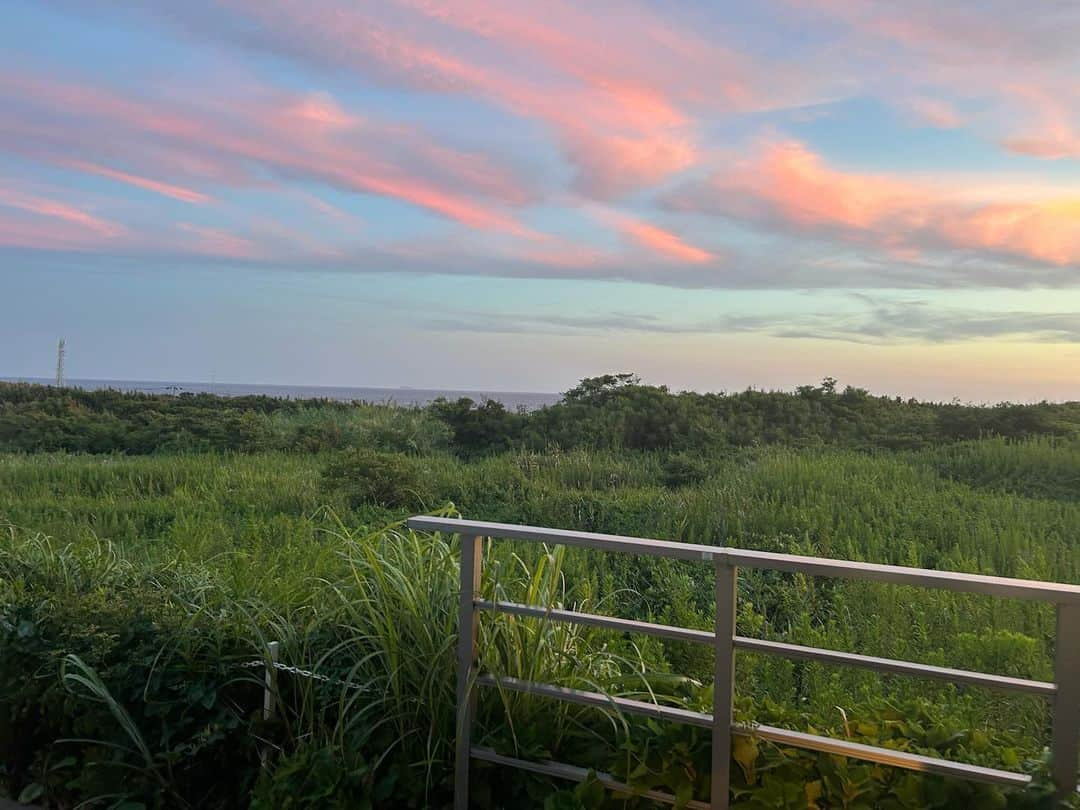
[[479, 599, 1056, 697], [470, 746, 711, 810], [409, 515, 1080, 808], [478, 675, 1032, 788], [408, 516, 1080, 604], [735, 637, 1056, 698], [750, 724, 1032, 788], [409, 515, 720, 562], [477, 674, 713, 728], [476, 599, 715, 644]]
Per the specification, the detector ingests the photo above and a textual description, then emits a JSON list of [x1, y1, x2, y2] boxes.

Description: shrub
[[428, 397, 524, 455], [661, 452, 712, 487], [0, 540, 260, 808], [249, 745, 384, 809], [321, 448, 425, 509]]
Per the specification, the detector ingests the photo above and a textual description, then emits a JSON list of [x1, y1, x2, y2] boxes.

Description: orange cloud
[[935, 202, 1080, 267], [601, 212, 711, 264], [623, 220, 711, 263], [666, 139, 1080, 266]]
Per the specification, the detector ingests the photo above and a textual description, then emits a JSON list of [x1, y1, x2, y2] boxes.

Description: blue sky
[[1, 0, 1079, 400]]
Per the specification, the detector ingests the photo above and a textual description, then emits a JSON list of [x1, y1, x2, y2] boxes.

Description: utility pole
[[55, 338, 65, 387]]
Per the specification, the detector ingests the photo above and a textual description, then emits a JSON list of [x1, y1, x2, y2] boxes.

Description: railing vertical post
[[455, 535, 484, 810], [712, 561, 737, 810], [260, 640, 280, 769], [263, 640, 279, 721], [1051, 602, 1080, 800]]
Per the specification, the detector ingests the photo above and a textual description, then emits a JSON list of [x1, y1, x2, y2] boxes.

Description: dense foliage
[[0, 382, 451, 455], [1, 379, 1079, 807], [432, 374, 1080, 455], [3, 374, 1079, 457]]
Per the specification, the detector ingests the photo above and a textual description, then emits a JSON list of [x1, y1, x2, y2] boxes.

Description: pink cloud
[[177, 222, 263, 259], [284, 92, 357, 130], [0, 187, 123, 238], [703, 141, 919, 231], [290, 190, 363, 228], [0, 76, 535, 233], [904, 97, 962, 129], [787, 0, 1080, 159], [998, 84, 1080, 159], [559, 128, 697, 198], [1004, 136, 1080, 160], [62, 160, 211, 204], [0, 216, 112, 250], [620, 220, 712, 264], [665, 139, 1080, 267], [351, 173, 523, 233], [593, 208, 711, 264], [148, 0, 823, 198], [391, 0, 763, 118]]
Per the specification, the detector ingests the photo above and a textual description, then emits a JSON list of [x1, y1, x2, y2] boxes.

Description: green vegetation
[[1, 378, 1079, 808], [5, 374, 1080, 457]]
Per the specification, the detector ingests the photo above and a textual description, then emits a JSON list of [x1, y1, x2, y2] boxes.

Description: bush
[[428, 397, 524, 455], [661, 452, 712, 487], [6, 378, 1079, 458], [321, 449, 425, 509], [250, 745, 383, 809], [0, 541, 260, 808]]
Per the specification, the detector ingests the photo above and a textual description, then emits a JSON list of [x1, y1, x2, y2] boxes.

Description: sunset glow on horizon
[[2, 0, 1079, 401]]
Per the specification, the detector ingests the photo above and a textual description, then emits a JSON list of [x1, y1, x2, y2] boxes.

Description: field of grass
[[2, 382, 1079, 808]]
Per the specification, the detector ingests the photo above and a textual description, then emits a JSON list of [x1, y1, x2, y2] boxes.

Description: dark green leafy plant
[[322, 448, 426, 508]]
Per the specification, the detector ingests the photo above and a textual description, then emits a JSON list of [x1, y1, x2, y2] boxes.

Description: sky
[[1, 0, 1079, 401]]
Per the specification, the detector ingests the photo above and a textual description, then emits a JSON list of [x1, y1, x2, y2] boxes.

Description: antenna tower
[[55, 339, 66, 387]]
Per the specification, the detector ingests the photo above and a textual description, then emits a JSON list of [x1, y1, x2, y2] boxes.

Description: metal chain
[[239, 659, 368, 691]]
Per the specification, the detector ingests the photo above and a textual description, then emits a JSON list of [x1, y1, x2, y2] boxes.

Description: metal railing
[[407, 516, 1080, 810]]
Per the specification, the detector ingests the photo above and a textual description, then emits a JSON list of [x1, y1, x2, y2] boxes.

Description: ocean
[[2, 377, 561, 411]]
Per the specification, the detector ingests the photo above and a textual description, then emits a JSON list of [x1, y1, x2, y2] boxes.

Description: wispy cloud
[[176, 223, 263, 260], [46, 0, 833, 200], [425, 298, 1080, 345], [0, 74, 535, 233], [60, 160, 211, 204], [902, 97, 962, 130], [614, 219, 712, 264], [786, 0, 1080, 159], [0, 187, 123, 238]]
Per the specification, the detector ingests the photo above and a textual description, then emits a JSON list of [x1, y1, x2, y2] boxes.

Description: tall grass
[[0, 514, 673, 806], [3, 439, 1079, 805]]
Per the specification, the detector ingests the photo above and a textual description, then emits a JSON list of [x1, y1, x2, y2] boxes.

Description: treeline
[[3, 374, 1079, 456], [433, 374, 1080, 454], [0, 383, 441, 455]]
